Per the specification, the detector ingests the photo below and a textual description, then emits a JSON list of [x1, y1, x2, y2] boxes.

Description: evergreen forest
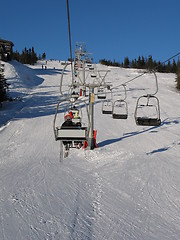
[[99, 55, 179, 73], [12, 47, 46, 65]]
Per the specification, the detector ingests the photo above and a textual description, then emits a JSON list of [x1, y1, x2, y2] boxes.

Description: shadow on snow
[[97, 118, 180, 148]]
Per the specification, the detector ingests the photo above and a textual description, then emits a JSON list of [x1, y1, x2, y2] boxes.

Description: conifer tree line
[[12, 47, 46, 65], [99, 55, 179, 73]]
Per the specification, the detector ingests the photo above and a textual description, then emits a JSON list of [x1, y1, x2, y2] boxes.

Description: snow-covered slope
[[0, 60, 180, 240]]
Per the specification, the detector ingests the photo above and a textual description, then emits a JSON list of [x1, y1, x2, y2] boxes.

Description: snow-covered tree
[[0, 69, 9, 104]]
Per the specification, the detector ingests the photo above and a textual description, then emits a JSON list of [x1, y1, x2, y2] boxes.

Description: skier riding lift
[[61, 112, 74, 128], [61, 111, 75, 147]]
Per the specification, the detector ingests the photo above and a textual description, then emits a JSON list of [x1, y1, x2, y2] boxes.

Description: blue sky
[[1, 0, 180, 63]]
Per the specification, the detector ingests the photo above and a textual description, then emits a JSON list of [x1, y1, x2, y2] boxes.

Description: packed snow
[[0, 59, 180, 240]]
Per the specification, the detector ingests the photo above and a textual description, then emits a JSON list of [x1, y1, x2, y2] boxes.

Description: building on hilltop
[[0, 38, 14, 61]]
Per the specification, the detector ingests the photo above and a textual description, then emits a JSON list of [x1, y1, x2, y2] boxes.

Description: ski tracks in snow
[[6, 161, 63, 240], [146, 157, 180, 232]]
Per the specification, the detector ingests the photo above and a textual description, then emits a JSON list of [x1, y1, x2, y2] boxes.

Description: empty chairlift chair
[[112, 100, 128, 119], [87, 64, 93, 68], [102, 100, 113, 114], [134, 95, 161, 126], [97, 87, 106, 99], [112, 84, 128, 119], [134, 70, 161, 126]]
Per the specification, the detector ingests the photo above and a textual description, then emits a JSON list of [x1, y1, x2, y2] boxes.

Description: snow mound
[[0, 60, 44, 127], [6, 60, 44, 89]]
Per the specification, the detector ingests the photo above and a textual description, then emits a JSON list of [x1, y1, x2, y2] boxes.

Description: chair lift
[[112, 100, 128, 119], [112, 85, 128, 119], [134, 71, 161, 126], [134, 95, 161, 126], [91, 73, 97, 78], [87, 64, 92, 68], [60, 62, 71, 96], [97, 86, 106, 99], [89, 67, 94, 71], [102, 100, 113, 114], [89, 65, 96, 78], [53, 99, 89, 159], [69, 86, 80, 101]]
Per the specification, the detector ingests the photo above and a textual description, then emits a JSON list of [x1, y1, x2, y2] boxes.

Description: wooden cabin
[[0, 38, 14, 61]]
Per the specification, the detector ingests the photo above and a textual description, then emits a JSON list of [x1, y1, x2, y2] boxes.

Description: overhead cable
[[111, 52, 180, 90], [66, 0, 74, 82]]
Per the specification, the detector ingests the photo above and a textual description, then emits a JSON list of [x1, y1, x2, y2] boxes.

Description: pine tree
[[31, 47, 37, 64], [131, 58, 137, 68], [27, 48, 31, 64], [147, 55, 154, 70], [136, 56, 146, 69], [176, 61, 180, 90], [131, 59, 136, 68], [172, 59, 177, 73], [12, 50, 20, 61], [0, 68, 9, 104], [124, 57, 130, 68], [42, 52, 46, 60], [141, 56, 145, 69]]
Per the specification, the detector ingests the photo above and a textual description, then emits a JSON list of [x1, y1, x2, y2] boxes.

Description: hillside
[[0, 60, 180, 240]]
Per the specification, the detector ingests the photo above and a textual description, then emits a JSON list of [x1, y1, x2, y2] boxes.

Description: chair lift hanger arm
[[76, 72, 84, 85], [53, 99, 64, 139], [98, 70, 110, 85], [149, 70, 158, 96], [113, 84, 127, 101], [60, 62, 71, 96]]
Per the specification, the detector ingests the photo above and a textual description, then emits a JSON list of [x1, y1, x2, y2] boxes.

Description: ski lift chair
[[53, 101, 87, 146], [91, 73, 97, 78], [102, 100, 113, 114], [71, 90, 79, 99], [111, 85, 128, 119], [112, 100, 128, 119], [134, 71, 161, 126], [97, 87, 106, 99], [134, 95, 161, 126], [89, 67, 94, 71], [55, 126, 87, 144], [68, 86, 80, 102]]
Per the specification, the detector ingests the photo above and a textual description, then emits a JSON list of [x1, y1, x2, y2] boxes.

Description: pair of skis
[[60, 141, 69, 161], [59, 141, 83, 161]]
